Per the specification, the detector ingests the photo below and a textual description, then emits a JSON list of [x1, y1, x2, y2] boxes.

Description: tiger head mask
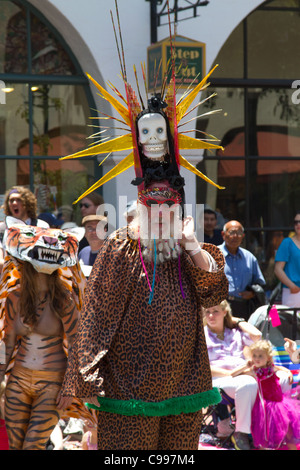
[[5, 217, 79, 275]]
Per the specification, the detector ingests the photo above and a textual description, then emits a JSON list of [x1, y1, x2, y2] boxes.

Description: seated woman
[[203, 300, 292, 450]]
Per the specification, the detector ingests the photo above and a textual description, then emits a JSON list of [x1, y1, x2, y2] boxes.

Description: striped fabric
[[273, 347, 300, 387]]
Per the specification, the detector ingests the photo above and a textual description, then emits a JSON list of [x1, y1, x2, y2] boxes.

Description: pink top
[[254, 366, 283, 402], [204, 326, 253, 370]]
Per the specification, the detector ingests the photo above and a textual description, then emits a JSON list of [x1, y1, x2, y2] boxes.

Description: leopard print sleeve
[[183, 243, 228, 308], [61, 231, 135, 399]]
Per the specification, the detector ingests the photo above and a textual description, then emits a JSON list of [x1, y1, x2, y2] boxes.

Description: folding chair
[[249, 282, 300, 386], [273, 346, 300, 387], [200, 389, 235, 448]]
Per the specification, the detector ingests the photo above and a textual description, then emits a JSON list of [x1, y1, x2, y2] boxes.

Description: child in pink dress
[[245, 340, 300, 449]]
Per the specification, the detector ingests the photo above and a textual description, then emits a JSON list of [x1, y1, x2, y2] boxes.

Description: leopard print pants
[[97, 410, 203, 450]]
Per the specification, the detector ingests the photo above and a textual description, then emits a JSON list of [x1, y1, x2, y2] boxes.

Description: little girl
[[236, 339, 300, 449]]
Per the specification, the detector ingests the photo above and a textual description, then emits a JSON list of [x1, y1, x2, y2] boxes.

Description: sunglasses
[[80, 203, 91, 209], [294, 220, 300, 225], [139, 195, 181, 208], [145, 198, 177, 207], [227, 230, 244, 237]]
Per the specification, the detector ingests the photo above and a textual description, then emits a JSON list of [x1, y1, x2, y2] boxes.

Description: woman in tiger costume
[[0, 219, 86, 450]]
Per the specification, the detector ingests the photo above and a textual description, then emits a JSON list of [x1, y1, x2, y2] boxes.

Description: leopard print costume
[[61, 227, 228, 450]]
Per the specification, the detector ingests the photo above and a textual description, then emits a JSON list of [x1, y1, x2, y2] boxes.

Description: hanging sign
[[147, 35, 206, 92]]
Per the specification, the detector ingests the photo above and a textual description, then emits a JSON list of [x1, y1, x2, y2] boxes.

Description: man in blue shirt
[[219, 220, 266, 319]]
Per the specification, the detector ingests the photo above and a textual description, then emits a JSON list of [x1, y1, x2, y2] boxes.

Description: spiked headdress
[[60, 1, 224, 204]]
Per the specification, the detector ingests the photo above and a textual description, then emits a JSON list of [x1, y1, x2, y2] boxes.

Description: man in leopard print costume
[[57, 20, 228, 444], [58, 183, 228, 450]]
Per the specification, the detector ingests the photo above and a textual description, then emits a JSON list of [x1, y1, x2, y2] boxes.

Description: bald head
[[222, 220, 245, 254], [223, 220, 244, 233]]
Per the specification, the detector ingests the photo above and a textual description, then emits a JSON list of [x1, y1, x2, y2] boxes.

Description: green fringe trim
[[85, 387, 221, 417]]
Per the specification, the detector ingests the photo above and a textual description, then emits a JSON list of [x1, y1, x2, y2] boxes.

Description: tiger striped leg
[[5, 365, 63, 450]]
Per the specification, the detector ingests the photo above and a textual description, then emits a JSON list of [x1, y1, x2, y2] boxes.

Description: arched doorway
[[0, 0, 100, 224]]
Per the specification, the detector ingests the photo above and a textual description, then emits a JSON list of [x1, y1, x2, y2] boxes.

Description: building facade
[[0, 0, 298, 290]]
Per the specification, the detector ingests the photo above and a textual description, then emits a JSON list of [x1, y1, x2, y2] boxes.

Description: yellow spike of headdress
[[60, 3, 224, 203]]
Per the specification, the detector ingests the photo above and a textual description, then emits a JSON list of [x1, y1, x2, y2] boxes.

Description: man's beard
[[129, 205, 182, 263]]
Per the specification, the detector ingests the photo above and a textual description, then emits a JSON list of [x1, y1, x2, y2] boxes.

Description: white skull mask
[[137, 113, 168, 160]]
